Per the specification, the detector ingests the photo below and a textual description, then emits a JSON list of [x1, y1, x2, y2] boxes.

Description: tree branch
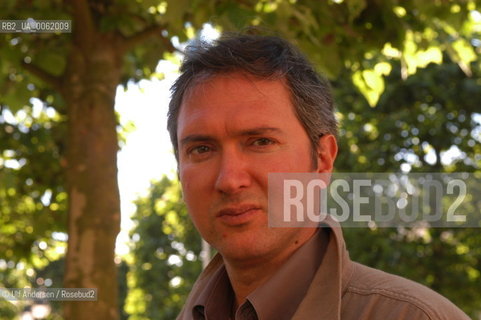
[[120, 24, 180, 54], [71, 0, 96, 47], [22, 62, 62, 92]]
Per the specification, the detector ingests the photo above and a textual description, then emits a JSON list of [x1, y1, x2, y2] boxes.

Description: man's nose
[[214, 147, 251, 195]]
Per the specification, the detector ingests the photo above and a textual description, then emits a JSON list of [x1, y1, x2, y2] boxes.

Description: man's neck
[[223, 228, 318, 310]]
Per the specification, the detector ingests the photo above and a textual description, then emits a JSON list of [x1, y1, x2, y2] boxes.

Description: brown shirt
[[191, 230, 329, 320], [178, 216, 470, 320]]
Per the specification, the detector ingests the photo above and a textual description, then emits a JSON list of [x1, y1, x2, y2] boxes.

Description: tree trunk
[[62, 35, 122, 320]]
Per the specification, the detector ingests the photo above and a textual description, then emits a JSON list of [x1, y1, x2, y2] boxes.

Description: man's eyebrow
[[179, 135, 215, 147], [239, 127, 283, 136]]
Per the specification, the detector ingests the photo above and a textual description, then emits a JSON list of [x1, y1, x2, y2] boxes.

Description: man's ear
[[316, 134, 338, 173]]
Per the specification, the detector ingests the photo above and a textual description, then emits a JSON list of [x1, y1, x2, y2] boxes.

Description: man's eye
[[190, 145, 211, 154], [252, 138, 275, 146]]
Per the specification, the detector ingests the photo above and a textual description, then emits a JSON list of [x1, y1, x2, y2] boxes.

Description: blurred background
[[1, 0, 480, 319]]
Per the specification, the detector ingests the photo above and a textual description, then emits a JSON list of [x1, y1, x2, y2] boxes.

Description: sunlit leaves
[[352, 69, 384, 106], [246, 1, 481, 104], [126, 177, 202, 319], [403, 29, 444, 76]]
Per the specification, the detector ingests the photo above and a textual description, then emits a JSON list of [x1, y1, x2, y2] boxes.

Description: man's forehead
[[182, 71, 289, 103], [180, 76, 292, 119], [176, 73, 301, 140]]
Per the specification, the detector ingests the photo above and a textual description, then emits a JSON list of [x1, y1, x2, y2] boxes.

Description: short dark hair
[[167, 33, 337, 162]]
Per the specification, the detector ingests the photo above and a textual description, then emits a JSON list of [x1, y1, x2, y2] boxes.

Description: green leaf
[[165, 0, 190, 35], [33, 50, 66, 77], [346, 0, 367, 22], [1, 84, 31, 113], [451, 38, 477, 64]]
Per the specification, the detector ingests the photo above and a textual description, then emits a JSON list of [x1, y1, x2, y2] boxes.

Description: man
[[167, 34, 469, 319]]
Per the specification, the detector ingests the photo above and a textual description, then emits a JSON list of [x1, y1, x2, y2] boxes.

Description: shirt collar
[[247, 229, 329, 320], [192, 263, 233, 320], [291, 216, 354, 320]]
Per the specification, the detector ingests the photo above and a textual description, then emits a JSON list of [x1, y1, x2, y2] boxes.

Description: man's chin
[[216, 237, 269, 264]]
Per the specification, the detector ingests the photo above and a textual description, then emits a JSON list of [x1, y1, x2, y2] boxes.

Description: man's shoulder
[[341, 262, 470, 320]]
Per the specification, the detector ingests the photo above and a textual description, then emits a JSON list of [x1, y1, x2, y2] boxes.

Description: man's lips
[[216, 205, 261, 225], [217, 205, 260, 216]]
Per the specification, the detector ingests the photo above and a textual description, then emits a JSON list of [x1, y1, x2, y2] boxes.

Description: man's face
[[177, 72, 335, 263]]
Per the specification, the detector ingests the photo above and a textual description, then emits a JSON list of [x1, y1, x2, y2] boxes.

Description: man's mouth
[[216, 205, 262, 226]]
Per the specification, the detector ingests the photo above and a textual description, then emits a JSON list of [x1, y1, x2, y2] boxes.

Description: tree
[[0, 1, 179, 318]]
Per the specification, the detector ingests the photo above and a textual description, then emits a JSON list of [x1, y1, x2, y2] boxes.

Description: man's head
[[167, 33, 337, 164], [168, 33, 338, 263]]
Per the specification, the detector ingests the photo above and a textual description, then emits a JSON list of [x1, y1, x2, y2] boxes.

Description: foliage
[[126, 177, 202, 319], [334, 57, 481, 172], [210, 0, 481, 106], [0, 104, 66, 262], [0, 264, 32, 319], [333, 57, 481, 317]]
